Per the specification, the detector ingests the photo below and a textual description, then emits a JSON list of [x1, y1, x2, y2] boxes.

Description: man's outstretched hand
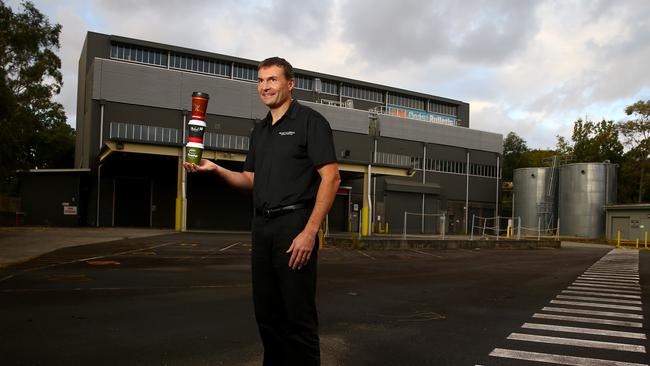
[[184, 159, 218, 173]]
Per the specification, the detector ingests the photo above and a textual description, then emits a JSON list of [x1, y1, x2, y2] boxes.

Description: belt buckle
[[263, 209, 272, 218]]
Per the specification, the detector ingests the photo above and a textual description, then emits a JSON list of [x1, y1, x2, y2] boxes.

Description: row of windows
[[170, 54, 231, 77], [233, 64, 257, 81], [110, 42, 461, 115], [341, 85, 383, 103], [110, 43, 168, 67], [388, 94, 425, 111], [295, 75, 313, 91], [419, 158, 498, 178], [319, 79, 338, 95], [429, 102, 458, 117]]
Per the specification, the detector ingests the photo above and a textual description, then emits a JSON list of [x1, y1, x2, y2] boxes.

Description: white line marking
[[556, 295, 642, 305], [579, 276, 639, 284], [573, 280, 640, 288], [562, 290, 641, 299], [582, 273, 639, 279], [521, 323, 647, 339], [533, 313, 643, 327], [541, 307, 643, 320], [587, 269, 639, 274], [199, 241, 237, 259], [407, 249, 441, 258], [507, 332, 646, 353], [568, 286, 641, 294], [489, 348, 649, 366], [355, 250, 376, 260], [550, 300, 642, 311], [572, 282, 641, 292], [0, 274, 15, 282], [580, 273, 640, 278], [219, 241, 242, 251]]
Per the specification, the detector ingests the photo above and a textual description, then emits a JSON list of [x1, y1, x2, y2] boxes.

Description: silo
[[558, 163, 617, 238], [513, 167, 558, 234]]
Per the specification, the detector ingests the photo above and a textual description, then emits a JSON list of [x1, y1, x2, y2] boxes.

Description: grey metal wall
[[91, 59, 502, 154], [513, 167, 558, 232], [559, 163, 617, 238]]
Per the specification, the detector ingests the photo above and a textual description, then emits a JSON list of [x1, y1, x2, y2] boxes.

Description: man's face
[[257, 65, 294, 109]]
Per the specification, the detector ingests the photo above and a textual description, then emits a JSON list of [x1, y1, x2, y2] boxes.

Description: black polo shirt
[[243, 100, 337, 210]]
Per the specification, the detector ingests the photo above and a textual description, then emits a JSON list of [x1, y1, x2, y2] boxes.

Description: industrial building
[[21, 31, 503, 234]]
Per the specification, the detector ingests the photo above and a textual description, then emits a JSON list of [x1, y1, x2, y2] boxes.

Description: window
[[110, 43, 168, 67], [233, 63, 257, 81], [321, 79, 338, 95], [169, 53, 231, 77], [388, 93, 425, 110], [429, 102, 458, 117], [341, 85, 383, 103], [295, 75, 313, 91]]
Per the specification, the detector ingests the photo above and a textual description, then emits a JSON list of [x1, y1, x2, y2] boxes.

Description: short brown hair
[[258, 57, 294, 81]]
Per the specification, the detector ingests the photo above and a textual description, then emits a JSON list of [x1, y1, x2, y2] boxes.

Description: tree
[[619, 100, 650, 202], [502, 132, 529, 181], [0, 1, 72, 195], [564, 118, 623, 164]]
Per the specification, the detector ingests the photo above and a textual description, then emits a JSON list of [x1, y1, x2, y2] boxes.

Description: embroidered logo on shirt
[[278, 131, 296, 136]]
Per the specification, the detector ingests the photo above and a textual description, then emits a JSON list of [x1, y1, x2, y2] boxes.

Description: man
[[185, 57, 340, 366]]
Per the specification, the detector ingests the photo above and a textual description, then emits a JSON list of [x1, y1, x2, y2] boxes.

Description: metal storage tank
[[558, 163, 617, 238], [513, 167, 558, 234]]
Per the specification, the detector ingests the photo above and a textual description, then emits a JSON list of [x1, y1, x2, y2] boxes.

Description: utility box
[[605, 204, 650, 242]]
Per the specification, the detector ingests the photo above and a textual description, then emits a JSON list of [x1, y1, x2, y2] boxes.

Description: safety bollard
[[617, 230, 621, 248], [636, 238, 639, 249]]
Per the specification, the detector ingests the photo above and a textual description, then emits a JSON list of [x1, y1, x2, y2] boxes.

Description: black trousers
[[251, 208, 320, 366]]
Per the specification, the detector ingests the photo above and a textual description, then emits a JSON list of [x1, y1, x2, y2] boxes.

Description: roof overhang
[[99, 141, 413, 177]]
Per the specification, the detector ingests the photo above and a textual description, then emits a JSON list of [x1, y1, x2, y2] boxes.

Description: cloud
[[16, 0, 650, 150], [339, 0, 540, 66]]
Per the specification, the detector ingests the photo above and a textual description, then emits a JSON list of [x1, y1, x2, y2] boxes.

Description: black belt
[[255, 203, 311, 219]]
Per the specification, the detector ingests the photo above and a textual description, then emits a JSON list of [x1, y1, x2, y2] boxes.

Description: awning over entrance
[[99, 141, 248, 163], [100, 141, 414, 177], [384, 177, 440, 195]]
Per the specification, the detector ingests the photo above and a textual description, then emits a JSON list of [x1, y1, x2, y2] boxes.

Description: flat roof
[[102, 32, 468, 106]]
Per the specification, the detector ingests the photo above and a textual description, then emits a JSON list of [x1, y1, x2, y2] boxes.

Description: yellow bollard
[[386, 222, 389, 234], [617, 230, 621, 248], [361, 207, 369, 236], [636, 238, 639, 249], [506, 226, 511, 238], [645, 232, 648, 249]]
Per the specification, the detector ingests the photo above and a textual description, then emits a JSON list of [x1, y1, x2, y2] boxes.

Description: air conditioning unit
[[345, 99, 354, 108]]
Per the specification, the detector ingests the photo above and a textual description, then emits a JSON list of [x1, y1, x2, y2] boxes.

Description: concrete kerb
[[325, 236, 560, 250], [0, 226, 176, 268]]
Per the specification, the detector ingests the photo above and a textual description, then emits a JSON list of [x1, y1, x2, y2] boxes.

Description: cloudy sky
[[7, 0, 650, 149]]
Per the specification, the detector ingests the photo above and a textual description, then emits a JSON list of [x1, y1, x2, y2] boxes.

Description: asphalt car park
[[0, 231, 648, 365]]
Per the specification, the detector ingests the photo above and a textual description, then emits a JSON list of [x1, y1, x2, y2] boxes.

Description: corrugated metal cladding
[[513, 167, 558, 233], [558, 163, 617, 238], [92, 59, 502, 154]]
